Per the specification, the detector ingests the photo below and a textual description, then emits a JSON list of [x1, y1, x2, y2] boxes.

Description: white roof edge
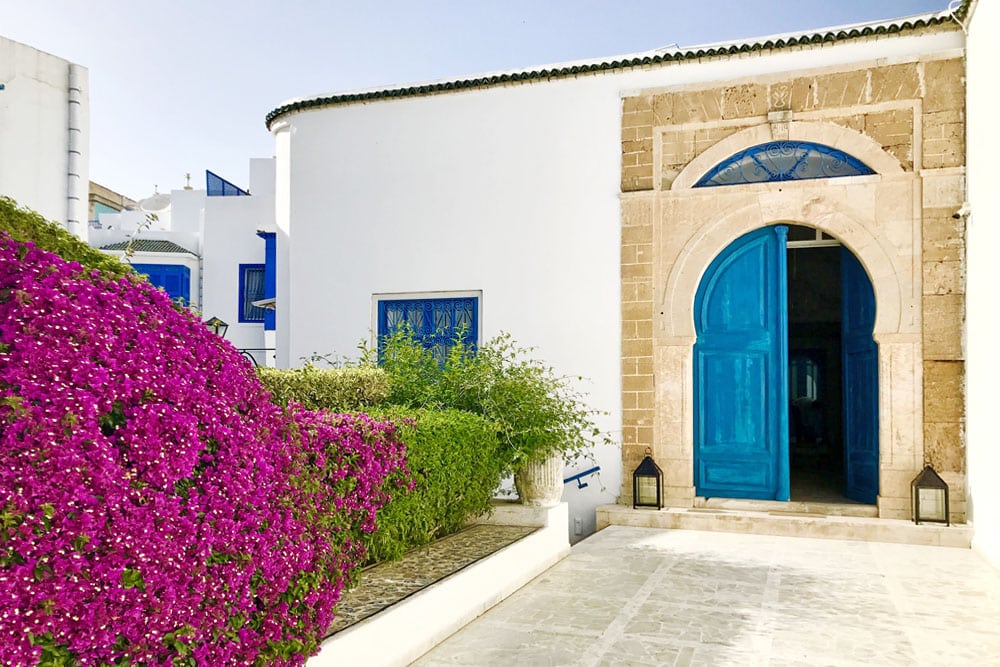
[[274, 8, 956, 109]]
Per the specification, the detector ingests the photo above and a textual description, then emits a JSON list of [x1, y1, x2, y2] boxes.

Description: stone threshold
[[598, 503, 972, 548], [308, 502, 571, 666]]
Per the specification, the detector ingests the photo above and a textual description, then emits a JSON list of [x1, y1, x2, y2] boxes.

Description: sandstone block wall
[[620, 53, 967, 522]]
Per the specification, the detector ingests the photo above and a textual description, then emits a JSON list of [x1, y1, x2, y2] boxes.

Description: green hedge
[[0, 196, 132, 279], [361, 407, 506, 562], [257, 366, 391, 411]]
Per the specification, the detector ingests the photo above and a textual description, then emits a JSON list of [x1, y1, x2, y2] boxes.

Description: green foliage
[[360, 407, 506, 562], [257, 365, 391, 411], [256, 362, 509, 563], [370, 327, 610, 467], [0, 196, 132, 279]]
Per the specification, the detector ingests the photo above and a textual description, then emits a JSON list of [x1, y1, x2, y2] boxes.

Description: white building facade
[[91, 161, 277, 365], [964, 0, 1000, 569], [0, 35, 89, 240], [268, 7, 983, 546]]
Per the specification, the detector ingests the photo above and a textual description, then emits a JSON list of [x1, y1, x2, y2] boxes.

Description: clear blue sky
[[1, 1, 950, 200]]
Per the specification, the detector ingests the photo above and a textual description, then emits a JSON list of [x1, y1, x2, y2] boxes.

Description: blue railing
[[564, 466, 600, 489]]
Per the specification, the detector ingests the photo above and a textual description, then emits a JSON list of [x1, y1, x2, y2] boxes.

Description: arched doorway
[[693, 224, 879, 504]]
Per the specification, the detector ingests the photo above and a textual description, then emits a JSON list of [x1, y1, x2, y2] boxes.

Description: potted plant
[[374, 328, 609, 507]]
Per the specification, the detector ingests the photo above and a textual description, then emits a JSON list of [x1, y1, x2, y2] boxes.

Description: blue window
[[239, 264, 266, 323], [694, 141, 875, 187], [132, 263, 190, 304], [206, 169, 249, 196], [377, 295, 479, 363]]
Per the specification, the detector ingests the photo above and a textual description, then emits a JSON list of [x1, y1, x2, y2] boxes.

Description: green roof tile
[[265, 8, 965, 131], [99, 239, 197, 256]]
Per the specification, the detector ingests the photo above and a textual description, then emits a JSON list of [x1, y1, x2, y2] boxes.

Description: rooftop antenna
[[184, 173, 193, 190]]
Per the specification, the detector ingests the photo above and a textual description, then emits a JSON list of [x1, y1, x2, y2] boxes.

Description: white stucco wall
[[966, 0, 1000, 570], [274, 27, 964, 539], [201, 160, 274, 356], [0, 35, 89, 237]]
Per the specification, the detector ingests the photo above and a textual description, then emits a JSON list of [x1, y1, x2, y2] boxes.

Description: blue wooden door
[[841, 249, 879, 504], [694, 226, 790, 500]]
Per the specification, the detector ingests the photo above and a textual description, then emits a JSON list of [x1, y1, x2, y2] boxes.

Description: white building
[[0, 35, 89, 240], [91, 161, 277, 365], [266, 0, 1000, 563], [964, 0, 1000, 570]]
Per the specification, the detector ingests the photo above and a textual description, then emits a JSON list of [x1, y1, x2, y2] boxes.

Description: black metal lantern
[[205, 316, 229, 338], [632, 448, 663, 510], [911, 465, 949, 526]]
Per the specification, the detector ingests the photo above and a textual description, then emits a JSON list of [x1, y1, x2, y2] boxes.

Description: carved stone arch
[[660, 193, 903, 339], [670, 121, 905, 191]]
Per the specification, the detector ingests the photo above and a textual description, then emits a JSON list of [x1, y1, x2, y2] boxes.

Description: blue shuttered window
[[377, 296, 479, 363], [132, 263, 190, 304], [239, 264, 266, 323]]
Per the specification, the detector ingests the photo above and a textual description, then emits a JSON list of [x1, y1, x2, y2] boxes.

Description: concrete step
[[697, 497, 879, 517], [597, 504, 972, 548]]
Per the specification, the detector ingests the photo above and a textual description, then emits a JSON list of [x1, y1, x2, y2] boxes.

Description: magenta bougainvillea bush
[[0, 234, 410, 666]]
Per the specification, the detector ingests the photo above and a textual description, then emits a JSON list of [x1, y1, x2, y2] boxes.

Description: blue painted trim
[[238, 263, 266, 323], [694, 141, 875, 187], [256, 232, 277, 331]]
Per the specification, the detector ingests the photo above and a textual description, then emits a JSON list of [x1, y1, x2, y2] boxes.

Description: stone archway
[[645, 132, 922, 517]]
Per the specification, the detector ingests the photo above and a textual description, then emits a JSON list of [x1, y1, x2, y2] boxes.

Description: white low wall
[[310, 502, 570, 667]]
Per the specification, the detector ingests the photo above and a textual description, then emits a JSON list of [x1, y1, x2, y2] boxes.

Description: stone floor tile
[[413, 527, 1000, 666]]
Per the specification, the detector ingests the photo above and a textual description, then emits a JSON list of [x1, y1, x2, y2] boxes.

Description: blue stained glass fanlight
[[693, 141, 875, 187]]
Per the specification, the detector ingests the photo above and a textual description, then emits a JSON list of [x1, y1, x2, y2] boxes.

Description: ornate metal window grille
[[693, 141, 875, 187], [377, 296, 478, 364]]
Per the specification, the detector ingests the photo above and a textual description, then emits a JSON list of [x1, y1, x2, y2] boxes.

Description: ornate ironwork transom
[[693, 141, 875, 187]]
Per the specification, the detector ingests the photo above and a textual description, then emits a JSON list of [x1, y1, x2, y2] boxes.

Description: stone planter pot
[[513, 453, 564, 507]]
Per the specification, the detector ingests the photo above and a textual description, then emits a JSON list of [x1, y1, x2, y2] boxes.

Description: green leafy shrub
[[360, 407, 506, 562], [372, 327, 609, 468], [256, 366, 507, 562], [258, 365, 391, 411], [0, 196, 132, 279]]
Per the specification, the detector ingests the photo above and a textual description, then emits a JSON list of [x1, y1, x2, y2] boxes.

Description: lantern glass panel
[[917, 487, 947, 522], [637, 476, 658, 505]]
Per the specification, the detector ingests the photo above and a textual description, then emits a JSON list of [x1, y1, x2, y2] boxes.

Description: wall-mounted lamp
[[205, 316, 229, 338]]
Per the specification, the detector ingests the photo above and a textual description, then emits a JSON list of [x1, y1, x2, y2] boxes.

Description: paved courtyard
[[414, 526, 1000, 666]]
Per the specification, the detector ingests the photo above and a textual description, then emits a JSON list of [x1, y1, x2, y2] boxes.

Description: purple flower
[[0, 234, 410, 666]]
